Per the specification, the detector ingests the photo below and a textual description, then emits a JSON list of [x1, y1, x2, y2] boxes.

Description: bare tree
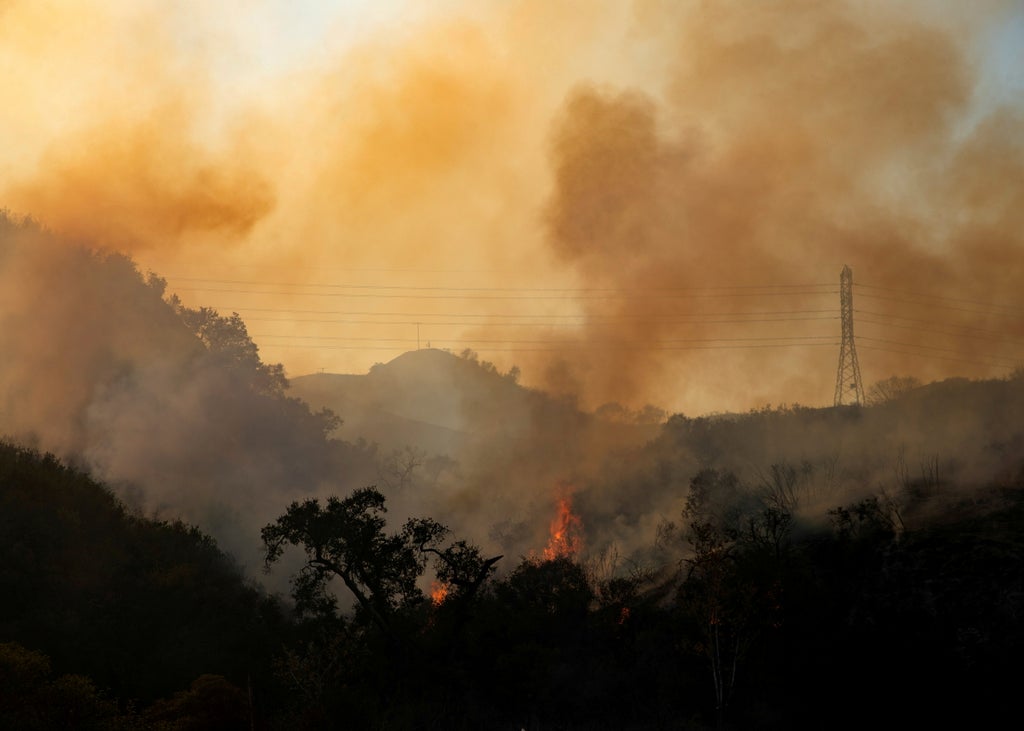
[[866, 375, 921, 405]]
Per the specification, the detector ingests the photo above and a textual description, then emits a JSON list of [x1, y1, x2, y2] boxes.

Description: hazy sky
[[2, 0, 1022, 415]]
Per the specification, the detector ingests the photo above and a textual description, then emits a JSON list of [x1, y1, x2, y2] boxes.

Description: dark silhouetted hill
[[0, 441, 283, 707]]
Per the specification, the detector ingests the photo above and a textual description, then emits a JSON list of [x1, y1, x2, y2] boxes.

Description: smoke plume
[[541, 0, 1024, 410], [1, 1, 1023, 584], [2, 1, 1021, 413]]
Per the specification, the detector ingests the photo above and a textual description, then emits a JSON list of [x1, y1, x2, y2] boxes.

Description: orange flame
[[430, 580, 450, 607], [543, 495, 583, 560]]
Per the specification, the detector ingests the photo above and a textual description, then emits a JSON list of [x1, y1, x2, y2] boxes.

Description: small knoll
[[290, 349, 561, 455]]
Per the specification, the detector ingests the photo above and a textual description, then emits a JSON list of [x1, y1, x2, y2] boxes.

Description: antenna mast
[[834, 265, 864, 406]]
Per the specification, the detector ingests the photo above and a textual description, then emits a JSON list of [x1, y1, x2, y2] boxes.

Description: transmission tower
[[834, 265, 864, 406]]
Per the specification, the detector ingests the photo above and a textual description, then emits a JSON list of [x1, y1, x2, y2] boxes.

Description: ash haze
[[2, 0, 1023, 418]]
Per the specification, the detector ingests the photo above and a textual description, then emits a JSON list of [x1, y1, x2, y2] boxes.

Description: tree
[[144, 674, 250, 731], [498, 556, 594, 622], [261, 488, 499, 641], [866, 375, 921, 405], [676, 470, 791, 727], [375, 446, 425, 491], [679, 515, 748, 725], [172, 302, 290, 398], [0, 642, 121, 729]]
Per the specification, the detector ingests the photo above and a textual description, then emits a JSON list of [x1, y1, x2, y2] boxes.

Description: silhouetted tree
[[0, 642, 121, 729], [262, 487, 499, 641], [676, 469, 791, 728], [173, 304, 288, 396], [144, 674, 250, 731]]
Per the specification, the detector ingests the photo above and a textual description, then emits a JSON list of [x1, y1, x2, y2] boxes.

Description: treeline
[[2, 437, 1022, 729], [257, 472, 1024, 730]]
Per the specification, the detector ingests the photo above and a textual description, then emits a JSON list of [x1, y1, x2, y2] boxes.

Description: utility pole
[[834, 265, 864, 406]]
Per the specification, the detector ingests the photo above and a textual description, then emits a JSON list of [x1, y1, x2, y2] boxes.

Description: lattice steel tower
[[834, 265, 864, 406]]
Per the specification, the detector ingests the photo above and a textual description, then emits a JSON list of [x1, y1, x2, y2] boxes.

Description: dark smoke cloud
[[540, 0, 1023, 412]]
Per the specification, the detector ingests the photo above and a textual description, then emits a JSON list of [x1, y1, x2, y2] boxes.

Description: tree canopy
[[261, 487, 500, 640]]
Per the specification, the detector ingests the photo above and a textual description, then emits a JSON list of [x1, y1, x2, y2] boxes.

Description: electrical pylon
[[834, 265, 864, 406]]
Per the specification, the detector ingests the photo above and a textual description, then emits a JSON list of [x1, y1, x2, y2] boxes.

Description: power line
[[253, 315, 835, 324], [157, 270, 1023, 384], [174, 286, 836, 302], [167, 275, 835, 294], [857, 336, 1020, 367], [252, 333, 837, 346], [856, 311, 1024, 348], [198, 306, 838, 320], [255, 340, 840, 353], [856, 343, 1017, 370], [856, 282, 1024, 315], [851, 290, 1024, 367], [240, 313, 837, 328], [856, 291, 1022, 319]]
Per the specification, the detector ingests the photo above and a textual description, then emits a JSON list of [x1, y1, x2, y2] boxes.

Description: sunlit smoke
[[0, 1, 1016, 415]]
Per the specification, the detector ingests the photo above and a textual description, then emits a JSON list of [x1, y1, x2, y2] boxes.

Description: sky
[[2, 0, 1023, 416]]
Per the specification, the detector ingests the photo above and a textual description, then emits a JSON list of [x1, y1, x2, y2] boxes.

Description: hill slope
[[290, 348, 645, 456], [0, 212, 378, 573], [290, 349, 664, 560], [0, 441, 282, 705]]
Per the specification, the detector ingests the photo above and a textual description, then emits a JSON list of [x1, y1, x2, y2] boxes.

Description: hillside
[[292, 352, 1024, 572], [291, 348, 663, 456], [574, 374, 1024, 564], [290, 349, 519, 456], [288, 349, 665, 561], [0, 212, 379, 575], [293, 354, 1024, 503], [0, 441, 285, 723]]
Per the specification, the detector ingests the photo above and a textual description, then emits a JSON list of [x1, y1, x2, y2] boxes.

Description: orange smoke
[[1, 0, 1022, 415], [535, 0, 1024, 412], [543, 494, 583, 561]]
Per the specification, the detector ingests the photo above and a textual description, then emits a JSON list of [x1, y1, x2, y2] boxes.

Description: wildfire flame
[[543, 495, 583, 560], [430, 580, 450, 607]]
